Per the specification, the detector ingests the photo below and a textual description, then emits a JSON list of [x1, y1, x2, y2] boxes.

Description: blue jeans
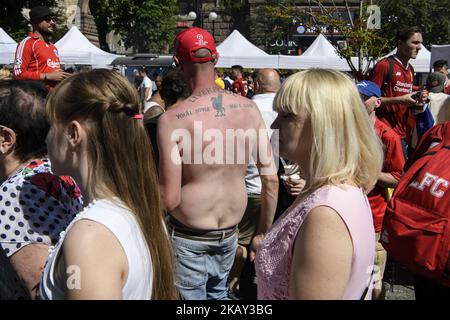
[[170, 231, 237, 300]]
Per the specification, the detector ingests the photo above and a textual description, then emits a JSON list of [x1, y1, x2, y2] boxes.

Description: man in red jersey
[[357, 80, 405, 300], [369, 26, 423, 156], [13, 6, 70, 90], [231, 65, 246, 96]]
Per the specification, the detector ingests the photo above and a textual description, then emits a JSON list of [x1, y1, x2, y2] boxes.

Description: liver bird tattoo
[[211, 94, 225, 117]]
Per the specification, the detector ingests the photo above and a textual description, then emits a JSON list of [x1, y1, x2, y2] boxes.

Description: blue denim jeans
[[170, 231, 237, 300]]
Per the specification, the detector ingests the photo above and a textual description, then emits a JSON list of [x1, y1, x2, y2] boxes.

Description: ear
[[212, 52, 219, 66], [375, 98, 382, 108], [0, 127, 17, 155], [67, 121, 85, 152], [255, 80, 261, 92], [173, 56, 180, 67]]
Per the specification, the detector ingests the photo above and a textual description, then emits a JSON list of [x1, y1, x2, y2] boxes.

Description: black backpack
[[382, 55, 415, 89]]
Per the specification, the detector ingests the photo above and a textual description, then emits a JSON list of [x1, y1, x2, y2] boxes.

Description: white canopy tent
[[55, 26, 121, 68], [0, 28, 17, 65], [278, 34, 352, 71], [385, 46, 432, 72], [430, 45, 450, 69], [216, 30, 279, 68]]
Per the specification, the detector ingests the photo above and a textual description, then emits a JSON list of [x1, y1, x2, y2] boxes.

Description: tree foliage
[[307, 4, 391, 76], [251, 0, 304, 54], [252, 0, 449, 75], [376, 0, 450, 46], [0, 0, 66, 42], [252, 1, 391, 76], [91, 0, 179, 53]]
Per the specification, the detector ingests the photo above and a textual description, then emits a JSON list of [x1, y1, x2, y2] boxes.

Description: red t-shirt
[[368, 119, 405, 232], [444, 82, 450, 95], [232, 77, 246, 96], [13, 32, 62, 90], [369, 56, 415, 140]]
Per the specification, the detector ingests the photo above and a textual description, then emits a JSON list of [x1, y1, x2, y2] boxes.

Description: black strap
[[360, 266, 375, 300], [383, 55, 415, 88], [383, 56, 394, 88], [423, 145, 450, 157], [409, 62, 415, 79], [360, 286, 369, 300]]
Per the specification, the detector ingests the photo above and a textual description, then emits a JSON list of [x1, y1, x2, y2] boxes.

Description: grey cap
[[426, 72, 446, 93]]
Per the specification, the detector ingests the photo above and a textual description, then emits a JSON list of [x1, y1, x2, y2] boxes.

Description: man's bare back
[[158, 86, 274, 230]]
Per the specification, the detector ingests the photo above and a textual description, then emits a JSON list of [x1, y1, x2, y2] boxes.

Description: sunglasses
[[40, 16, 54, 23]]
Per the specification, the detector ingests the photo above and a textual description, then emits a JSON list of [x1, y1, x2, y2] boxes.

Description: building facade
[[58, 0, 100, 46]]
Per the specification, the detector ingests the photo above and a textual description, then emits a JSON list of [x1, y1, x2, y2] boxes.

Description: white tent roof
[[55, 26, 121, 67], [0, 27, 17, 65], [431, 44, 450, 69], [386, 46, 431, 72], [301, 33, 338, 57], [216, 30, 279, 68], [278, 34, 351, 71]]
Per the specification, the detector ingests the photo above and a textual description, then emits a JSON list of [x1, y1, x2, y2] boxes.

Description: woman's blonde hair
[[46, 70, 178, 299], [274, 69, 383, 193]]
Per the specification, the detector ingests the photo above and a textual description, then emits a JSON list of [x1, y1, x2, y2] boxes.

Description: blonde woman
[[39, 70, 178, 300], [255, 69, 383, 300]]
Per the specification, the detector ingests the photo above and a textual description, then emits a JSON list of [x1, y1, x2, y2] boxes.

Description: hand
[[283, 176, 306, 196], [401, 92, 421, 106], [249, 233, 265, 262], [45, 70, 72, 82]]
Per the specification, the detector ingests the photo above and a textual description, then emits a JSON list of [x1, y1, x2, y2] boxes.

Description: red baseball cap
[[175, 27, 218, 63]]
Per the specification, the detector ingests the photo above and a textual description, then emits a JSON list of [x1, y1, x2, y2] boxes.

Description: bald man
[[158, 29, 278, 300], [228, 68, 281, 298]]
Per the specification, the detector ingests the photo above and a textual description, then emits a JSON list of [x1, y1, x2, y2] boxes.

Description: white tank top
[[39, 198, 153, 300]]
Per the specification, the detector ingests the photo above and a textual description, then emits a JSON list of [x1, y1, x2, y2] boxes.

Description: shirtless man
[[157, 28, 278, 300]]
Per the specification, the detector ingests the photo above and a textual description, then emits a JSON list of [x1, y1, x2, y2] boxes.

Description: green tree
[[251, 1, 391, 77], [307, 3, 391, 77], [251, 0, 303, 54], [0, 0, 66, 42], [91, 0, 179, 53], [377, 0, 450, 46]]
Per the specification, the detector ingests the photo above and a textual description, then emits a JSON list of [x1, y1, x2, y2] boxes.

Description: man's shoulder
[[18, 35, 37, 47], [375, 118, 400, 140], [252, 93, 276, 108], [233, 78, 243, 86], [142, 76, 152, 86], [161, 89, 259, 123], [373, 57, 390, 71]]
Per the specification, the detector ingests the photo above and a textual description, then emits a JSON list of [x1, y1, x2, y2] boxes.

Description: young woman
[[255, 69, 383, 300], [39, 70, 178, 300]]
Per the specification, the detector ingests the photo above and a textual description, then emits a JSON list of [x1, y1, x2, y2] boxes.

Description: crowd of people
[[1, 5, 449, 301]]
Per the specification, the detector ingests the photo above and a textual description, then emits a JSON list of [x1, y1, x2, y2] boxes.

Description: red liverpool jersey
[[369, 56, 415, 139], [368, 119, 405, 232], [13, 32, 61, 89], [232, 77, 246, 97]]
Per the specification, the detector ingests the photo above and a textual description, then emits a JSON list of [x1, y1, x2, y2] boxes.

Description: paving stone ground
[[383, 257, 416, 300]]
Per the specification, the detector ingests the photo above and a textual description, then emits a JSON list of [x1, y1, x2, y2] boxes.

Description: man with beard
[[13, 6, 70, 90]]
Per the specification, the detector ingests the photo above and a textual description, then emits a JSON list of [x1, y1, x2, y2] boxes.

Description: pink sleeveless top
[[255, 184, 375, 300]]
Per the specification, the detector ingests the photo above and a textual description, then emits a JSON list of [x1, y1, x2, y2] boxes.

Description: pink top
[[255, 184, 375, 300]]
